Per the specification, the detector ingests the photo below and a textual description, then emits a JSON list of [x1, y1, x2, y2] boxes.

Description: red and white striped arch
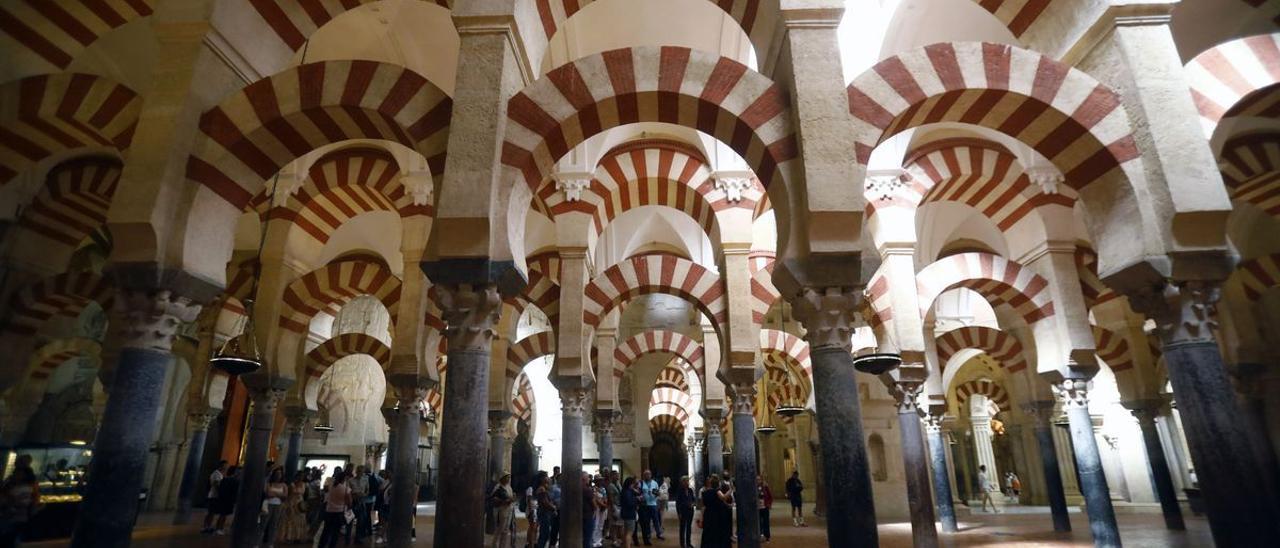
[[766, 383, 806, 413], [531, 0, 772, 49], [1091, 326, 1133, 373], [917, 252, 1054, 325], [648, 413, 686, 436], [0, 0, 154, 68], [0, 73, 140, 187], [424, 386, 443, 416], [953, 378, 1011, 413], [848, 42, 1139, 192], [1074, 246, 1119, 310], [512, 371, 536, 422], [1234, 252, 1280, 301], [246, 0, 451, 51], [279, 259, 402, 333], [26, 337, 100, 387], [860, 270, 892, 336], [893, 140, 1073, 231], [935, 326, 1028, 373], [967, 0, 1055, 39], [759, 329, 812, 381], [583, 254, 727, 330], [3, 272, 113, 336], [503, 46, 797, 195], [748, 251, 775, 275], [1186, 33, 1280, 137], [613, 329, 704, 381], [506, 330, 555, 382], [508, 255, 561, 325], [1218, 131, 1280, 218], [304, 332, 392, 379], [17, 156, 121, 249], [649, 386, 698, 417], [186, 60, 451, 209], [655, 362, 690, 392], [750, 265, 781, 327]]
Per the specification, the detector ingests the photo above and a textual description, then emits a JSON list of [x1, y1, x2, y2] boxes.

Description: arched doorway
[[649, 431, 688, 483]]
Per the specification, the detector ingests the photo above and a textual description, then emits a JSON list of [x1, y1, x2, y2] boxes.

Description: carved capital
[[399, 171, 434, 206], [729, 382, 756, 415], [1020, 400, 1058, 428], [1025, 166, 1064, 195], [593, 410, 619, 435], [437, 284, 502, 351], [283, 407, 316, 434], [111, 288, 203, 351], [1127, 280, 1220, 345], [488, 410, 513, 435], [554, 175, 592, 202], [188, 410, 219, 432], [559, 388, 591, 418], [705, 421, 723, 437], [1123, 398, 1166, 428], [890, 379, 924, 414], [1052, 379, 1090, 410], [922, 412, 944, 434], [714, 175, 753, 203], [694, 438, 705, 451], [790, 286, 860, 351], [249, 388, 287, 419]]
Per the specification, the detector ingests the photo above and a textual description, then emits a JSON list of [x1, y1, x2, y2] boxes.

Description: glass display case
[[1, 443, 94, 540]]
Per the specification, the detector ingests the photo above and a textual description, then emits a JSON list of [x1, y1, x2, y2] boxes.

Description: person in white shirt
[[200, 460, 227, 534], [977, 465, 1000, 513]]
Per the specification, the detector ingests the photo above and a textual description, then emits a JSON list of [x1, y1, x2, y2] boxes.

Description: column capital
[[889, 378, 924, 414], [1052, 378, 1090, 410], [283, 406, 316, 434], [593, 409, 620, 434], [790, 286, 860, 351], [436, 283, 503, 352], [187, 410, 219, 432], [1122, 398, 1167, 426], [1126, 280, 1220, 345], [922, 412, 945, 434], [559, 387, 591, 418], [729, 382, 756, 415], [488, 410, 513, 435], [1020, 400, 1059, 427], [705, 420, 723, 437]]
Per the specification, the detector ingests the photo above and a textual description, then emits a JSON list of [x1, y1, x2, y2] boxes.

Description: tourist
[[657, 477, 670, 537], [535, 472, 558, 548], [524, 473, 539, 548], [490, 472, 516, 548], [549, 466, 562, 546], [210, 465, 240, 536], [261, 466, 289, 547], [674, 476, 696, 548], [619, 477, 639, 548], [306, 468, 325, 537], [319, 470, 352, 548], [0, 458, 40, 546], [698, 476, 732, 548], [581, 473, 596, 548], [200, 460, 227, 534], [636, 469, 661, 544], [279, 470, 310, 544], [607, 470, 623, 545], [978, 465, 1000, 513], [591, 475, 608, 547], [349, 465, 372, 543], [785, 471, 806, 527], [757, 475, 772, 542]]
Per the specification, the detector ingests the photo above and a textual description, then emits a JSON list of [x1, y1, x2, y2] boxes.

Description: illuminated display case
[[1, 443, 94, 540]]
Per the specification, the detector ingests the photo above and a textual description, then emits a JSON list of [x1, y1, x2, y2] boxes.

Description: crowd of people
[[489, 468, 807, 548], [200, 460, 401, 547]]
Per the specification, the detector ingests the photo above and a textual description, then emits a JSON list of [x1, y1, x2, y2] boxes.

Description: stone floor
[[29, 505, 1213, 547]]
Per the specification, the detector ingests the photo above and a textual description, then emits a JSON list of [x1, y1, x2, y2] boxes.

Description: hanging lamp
[[211, 172, 284, 375], [756, 368, 777, 435]]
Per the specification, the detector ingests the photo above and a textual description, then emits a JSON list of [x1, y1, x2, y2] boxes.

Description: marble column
[[1023, 401, 1071, 532], [594, 410, 617, 474], [894, 383, 937, 548], [282, 407, 312, 479], [1131, 282, 1280, 545], [431, 283, 501, 548], [923, 413, 957, 533], [489, 410, 512, 482], [706, 421, 725, 477], [970, 414, 999, 482], [692, 437, 705, 484], [172, 411, 217, 524], [388, 385, 425, 548], [558, 387, 590, 548], [792, 288, 878, 546], [231, 385, 287, 548], [1056, 379, 1120, 547], [71, 287, 203, 547], [809, 440, 827, 517], [1127, 401, 1184, 530], [730, 383, 760, 548]]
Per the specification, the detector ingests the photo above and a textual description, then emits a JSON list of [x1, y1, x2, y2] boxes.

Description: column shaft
[[1061, 385, 1120, 547], [433, 346, 491, 547], [388, 403, 421, 548], [1035, 425, 1072, 532], [599, 430, 614, 474], [172, 417, 212, 525], [810, 346, 878, 546], [1134, 411, 1184, 530], [283, 429, 303, 479], [731, 410, 760, 547], [925, 420, 957, 533], [230, 389, 283, 548], [559, 390, 588, 548], [899, 411, 938, 547], [707, 426, 724, 477]]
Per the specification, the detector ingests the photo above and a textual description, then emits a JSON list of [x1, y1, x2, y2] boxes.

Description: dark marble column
[[730, 383, 760, 547], [1056, 379, 1120, 547], [792, 287, 878, 547], [231, 384, 287, 548], [382, 407, 399, 473], [558, 387, 590, 548], [706, 421, 725, 477], [692, 436, 705, 484], [388, 386, 425, 548], [808, 439, 827, 517], [172, 411, 217, 525], [282, 407, 312, 480], [1127, 401, 1184, 530], [1131, 282, 1280, 545], [489, 410, 512, 482], [923, 413, 957, 533], [595, 410, 617, 474], [71, 288, 203, 548], [1023, 401, 1071, 532], [431, 284, 502, 548]]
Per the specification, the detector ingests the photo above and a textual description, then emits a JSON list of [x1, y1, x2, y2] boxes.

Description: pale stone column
[[558, 387, 591, 548], [923, 412, 957, 533], [430, 283, 502, 548], [387, 381, 427, 548], [595, 410, 619, 474], [1023, 401, 1071, 532], [1053, 378, 1120, 547], [231, 383, 289, 548], [729, 382, 761, 547], [1126, 400, 1185, 530], [172, 410, 217, 524], [890, 379, 938, 548], [1129, 282, 1280, 544], [970, 413, 1000, 485], [489, 410, 513, 483], [70, 279, 208, 546]]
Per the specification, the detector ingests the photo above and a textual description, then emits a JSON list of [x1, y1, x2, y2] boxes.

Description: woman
[[757, 475, 773, 543], [524, 474, 539, 548], [318, 470, 352, 548], [591, 475, 608, 548], [699, 476, 732, 548], [490, 473, 516, 548], [306, 468, 325, 538], [674, 476, 695, 548], [619, 477, 639, 548], [262, 467, 289, 547], [0, 463, 40, 546], [279, 471, 310, 544], [535, 472, 557, 548]]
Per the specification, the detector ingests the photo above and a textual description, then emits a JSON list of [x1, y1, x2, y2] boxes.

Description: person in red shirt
[[757, 475, 773, 542]]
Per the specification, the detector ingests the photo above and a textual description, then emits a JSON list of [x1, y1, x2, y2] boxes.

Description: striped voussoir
[[512, 371, 536, 422], [655, 362, 690, 392], [186, 60, 451, 210], [1074, 246, 1118, 309], [1186, 33, 1280, 137], [531, 0, 771, 48], [0, 73, 140, 187], [613, 329, 704, 382], [759, 329, 812, 381], [246, 0, 452, 51], [26, 337, 100, 384], [1218, 131, 1280, 218], [895, 139, 1074, 231], [970, 0, 1052, 39], [305, 332, 392, 379], [3, 271, 113, 336], [860, 269, 893, 336], [0, 0, 154, 68], [507, 253, 561, 325], [506, 330, 555, 382], [953, 378, 1011, 413], [766, 383, 806, 415], [17, 156, 121, 249], [423, 386, 442, 416], [1091, 326, 1133, 373], [935, 325, 1027, 373], [503, 46, 796, 194], [1234, 252, 1280, 301], [279, 258, 402, 333], [848, 42, 1138, 192], [748, 250, 775, 275], [916, 252, 1054, 324], [648, 409, 688, 435], [649, 386, 697, 417], [583, 254, 727, 330], [750, 265, 780, 327]]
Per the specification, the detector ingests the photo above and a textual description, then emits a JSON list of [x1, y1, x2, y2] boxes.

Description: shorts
[[789, 498, 802, 509], [623, 519, 637, 533]]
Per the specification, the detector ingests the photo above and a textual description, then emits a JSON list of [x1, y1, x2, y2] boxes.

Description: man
[[757, 475, 773, 542], [785, 471, 806, 527], [200, 460, 228, 534], [635, 470, 662, 545], [490, 473, 516, 548], [977, 465, 1000, 513], [606, 470, 622, 544], [549, 467, 562, 546], [349, 465, 373, 542], [536, 472, 558, 548]]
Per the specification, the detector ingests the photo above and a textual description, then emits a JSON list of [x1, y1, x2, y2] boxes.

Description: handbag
[[344, 508, 356, 524]]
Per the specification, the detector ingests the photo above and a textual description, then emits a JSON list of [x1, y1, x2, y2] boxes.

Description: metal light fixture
[[210, 172, 283, 376], [313, 423, 335, 433], [853, 352, 902, 375], [756, 424, 777, 435], [775, 404, 805, 417]]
